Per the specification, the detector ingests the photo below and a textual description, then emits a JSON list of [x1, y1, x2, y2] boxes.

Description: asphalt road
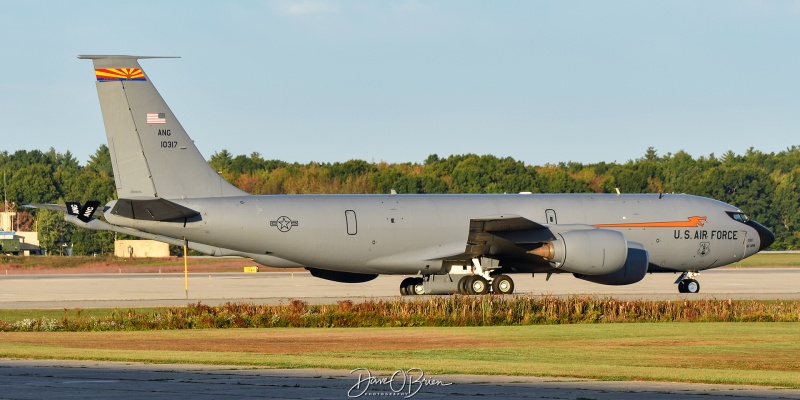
[[0, 267, 798, 309], [1, 360, 798, 400]]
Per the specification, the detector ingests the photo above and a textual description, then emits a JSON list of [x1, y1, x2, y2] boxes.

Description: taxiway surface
[[0, 267, 798, 309]]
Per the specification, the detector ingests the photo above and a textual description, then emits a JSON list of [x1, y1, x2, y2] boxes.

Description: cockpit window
[[727, 212, 749, 223]]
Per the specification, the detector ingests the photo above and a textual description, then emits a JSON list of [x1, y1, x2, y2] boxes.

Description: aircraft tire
[[457, 276, 471, 294], [677, 280, 687, 293], [491, 275, 514, 295], [470, 276, 489, 295], [400, 277, 415, 296], [685, 279, 700, 294]]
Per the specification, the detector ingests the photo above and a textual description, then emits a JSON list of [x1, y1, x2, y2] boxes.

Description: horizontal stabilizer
[[27, 201, 101, 223], [66, 201, 101, 223], [23, 203, 67, 213], [110, 198, 200, 221]]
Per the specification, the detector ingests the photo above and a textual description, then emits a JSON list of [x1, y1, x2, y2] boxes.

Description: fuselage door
[[739, 229, 748, 260], [545, 209, 557, 225], [345, 210, 358, 235]]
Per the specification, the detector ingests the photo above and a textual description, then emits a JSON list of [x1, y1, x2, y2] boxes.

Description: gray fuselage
[[105, 193, 763, 275]]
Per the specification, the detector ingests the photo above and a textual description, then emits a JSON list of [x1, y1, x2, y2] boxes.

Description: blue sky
[[2, 1, 799, 166]]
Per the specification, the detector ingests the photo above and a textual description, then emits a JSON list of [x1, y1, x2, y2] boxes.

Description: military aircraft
[[52, 55, 776, 295]]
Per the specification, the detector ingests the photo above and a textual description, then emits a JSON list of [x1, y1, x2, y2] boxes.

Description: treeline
[[2, 145, 799, 254], [1, 147, 115, 255]]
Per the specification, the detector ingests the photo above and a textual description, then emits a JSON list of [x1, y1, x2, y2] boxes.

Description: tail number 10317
[[161, 141, 178, 148]]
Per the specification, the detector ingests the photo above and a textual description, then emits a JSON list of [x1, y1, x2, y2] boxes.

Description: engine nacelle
[[531, 229, 628, 275], [574, 241, 649, 285]]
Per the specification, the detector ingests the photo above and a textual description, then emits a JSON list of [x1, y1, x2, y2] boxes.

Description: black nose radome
[[747, 220, 775, 251]]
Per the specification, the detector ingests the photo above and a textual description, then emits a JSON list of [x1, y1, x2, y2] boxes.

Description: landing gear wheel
[[684, 279, 700, 294], [491, 275, 514, 295], [677, 279, 700, 294], [457, 276, 471, 294], [469, 276, 489, 295], [399, 277, 415, 296]]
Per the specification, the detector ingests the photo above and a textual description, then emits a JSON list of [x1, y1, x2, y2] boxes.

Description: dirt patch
[[1, 330, 511, 354]]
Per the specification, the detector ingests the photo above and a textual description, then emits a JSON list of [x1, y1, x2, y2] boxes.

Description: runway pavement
[[1, 360, 798, 400], [0, 267, 798, 309]]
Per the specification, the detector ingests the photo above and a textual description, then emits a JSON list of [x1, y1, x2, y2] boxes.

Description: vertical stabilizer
[[78, 55, 247, 199]]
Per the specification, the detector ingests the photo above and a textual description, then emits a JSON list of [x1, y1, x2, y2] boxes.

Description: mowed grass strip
[[730, 252, 800, 267], [0, 323, 797, 387]]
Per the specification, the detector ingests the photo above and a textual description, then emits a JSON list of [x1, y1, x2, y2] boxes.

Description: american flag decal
[[147, 112, 166, 124]]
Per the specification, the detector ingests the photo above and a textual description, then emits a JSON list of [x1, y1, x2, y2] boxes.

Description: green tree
[[36, 209, 71, 255], [209, 149, 233, 172], [86, 145, 113, 177], [7, 164, 59, 204], [773, 169, 800, 249]]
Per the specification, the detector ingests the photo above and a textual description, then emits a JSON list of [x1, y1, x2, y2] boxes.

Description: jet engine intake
[[530, 229, 628, 275], [573, 241, 649, 285]]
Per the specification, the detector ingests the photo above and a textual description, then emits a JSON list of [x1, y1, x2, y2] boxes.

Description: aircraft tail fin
[[78, 55, 247, 200]]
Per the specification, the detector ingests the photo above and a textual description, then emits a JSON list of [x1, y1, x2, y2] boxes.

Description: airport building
[[0, 207, 40, 256], [114, 239, 170, 258]]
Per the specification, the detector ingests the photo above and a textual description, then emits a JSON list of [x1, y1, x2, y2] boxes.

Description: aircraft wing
[[466, 214, 556, 257], [466, 214, 597, 259]]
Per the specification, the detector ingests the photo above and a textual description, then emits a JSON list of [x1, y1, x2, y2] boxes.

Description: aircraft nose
[[746, 220, 775, 251]]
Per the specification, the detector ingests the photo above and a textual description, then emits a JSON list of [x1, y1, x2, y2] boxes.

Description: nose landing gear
[[675, 271, 701, 294]]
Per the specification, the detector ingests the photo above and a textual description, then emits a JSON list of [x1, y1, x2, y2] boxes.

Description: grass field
[[0, 323, 798, 387], [730, 252, 800, 267]]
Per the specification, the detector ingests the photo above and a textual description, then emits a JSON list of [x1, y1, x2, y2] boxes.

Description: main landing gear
[[400, 277, 424, 295], [675, 271, 701, 294], [399, 258, 515, 296], [399, 274, 515, 296]]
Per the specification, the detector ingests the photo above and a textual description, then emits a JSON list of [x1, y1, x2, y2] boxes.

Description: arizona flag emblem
[[94, 68, 146, 81]]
